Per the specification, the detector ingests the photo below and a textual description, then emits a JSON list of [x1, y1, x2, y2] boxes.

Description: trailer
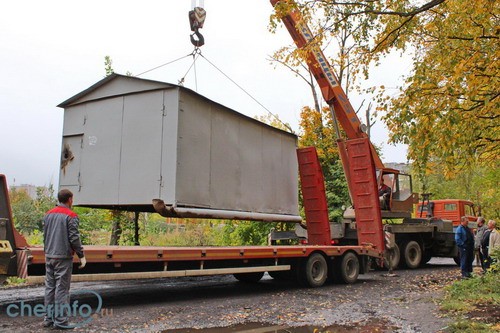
[[0, 140, 383, 288], [275, 217, 459, 270]]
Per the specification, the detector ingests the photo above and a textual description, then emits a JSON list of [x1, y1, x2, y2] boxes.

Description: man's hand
[[79, 256, 86, 269]]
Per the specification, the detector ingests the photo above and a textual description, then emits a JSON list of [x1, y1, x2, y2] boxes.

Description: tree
[[299, 106, 350, 221], [380, 0, 499, 175], [412, 162, 500, 220], [10, 186, 57, 234], [270, 0, 499, 176], [10, 188, 39, 233], [104, 56, 114, 77]]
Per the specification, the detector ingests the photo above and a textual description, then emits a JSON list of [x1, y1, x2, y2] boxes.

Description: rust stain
[[60, 144, 74, 174]]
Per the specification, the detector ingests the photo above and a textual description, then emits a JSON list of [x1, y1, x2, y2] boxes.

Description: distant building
[[385, 162, 410, 174], [10, 185, 50, 200]]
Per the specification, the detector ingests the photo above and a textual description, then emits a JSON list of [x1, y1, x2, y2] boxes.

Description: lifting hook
[[189, 6, 206, 47], [190, 30, 205, 47]]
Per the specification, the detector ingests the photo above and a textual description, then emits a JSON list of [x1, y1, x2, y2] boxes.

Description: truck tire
[[334, 252, 360, 284], [402, 241, 422, 269], [384, 243, 400, 270], [299, 253, 328, 288], [453, 255, 460, 266], [233, 271, 264, 283]]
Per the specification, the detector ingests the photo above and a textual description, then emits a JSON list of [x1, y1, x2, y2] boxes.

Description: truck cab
[[377, 169, 416, 219], [416, 199, 478, 226]]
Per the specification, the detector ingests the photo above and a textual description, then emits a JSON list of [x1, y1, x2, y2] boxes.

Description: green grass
[[1, 276, 26, 287], [444, 320, 495, 333], [442, 273, 500, 309], [440, 272, 500, 332]]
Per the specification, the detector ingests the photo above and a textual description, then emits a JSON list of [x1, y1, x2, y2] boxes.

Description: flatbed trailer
[[24, 244, 375, 285], [279, 218, 459, 270], [0, 141, 383, 288]]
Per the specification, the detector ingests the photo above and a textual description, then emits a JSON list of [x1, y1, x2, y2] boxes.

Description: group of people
[[455, 216, 499, 278]]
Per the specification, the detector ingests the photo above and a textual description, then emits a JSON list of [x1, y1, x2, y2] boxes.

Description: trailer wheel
[[402, 241, 422, 269], [233, 271, 264, 283], [335, 252, 360, 284], [384, 243, 400, 270], [299, 253, 328, 288]]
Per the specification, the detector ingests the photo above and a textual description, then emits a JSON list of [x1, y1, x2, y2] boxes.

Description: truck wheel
[[233, 271, 264, 283], [300, 253, 328, 288], [384, 243, 400, 270], [402, 241, 422, 269], [335, 252, 360, 284], [453, 255, 460, 266]]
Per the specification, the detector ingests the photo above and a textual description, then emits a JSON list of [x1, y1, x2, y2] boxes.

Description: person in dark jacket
[[482, 228, 492, 270], [378, 179, 391, 210], [43, 189, 86, 329], [474, 217, 487, 271], [455, 216, 474, 278]]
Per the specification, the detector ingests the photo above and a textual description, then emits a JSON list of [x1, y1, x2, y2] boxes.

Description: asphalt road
[[0, 258, 461, 333]]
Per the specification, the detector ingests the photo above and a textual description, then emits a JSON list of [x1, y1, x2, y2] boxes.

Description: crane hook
[[190, 30, 205, 47], [189, 6, 206, 47]]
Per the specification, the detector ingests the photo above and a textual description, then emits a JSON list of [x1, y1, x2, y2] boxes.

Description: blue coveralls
[[455, 224, 474, 277]]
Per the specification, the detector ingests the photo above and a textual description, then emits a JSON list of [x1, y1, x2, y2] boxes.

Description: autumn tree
[[270, 0, 499, 176], [298, 105, 351, 221], [380, 0, 499, 176], [411, 162, 499, 220], [10, 186, 57, 233]]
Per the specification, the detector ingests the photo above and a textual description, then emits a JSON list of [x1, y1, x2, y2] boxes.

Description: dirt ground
[[0, 258, 463, 333]]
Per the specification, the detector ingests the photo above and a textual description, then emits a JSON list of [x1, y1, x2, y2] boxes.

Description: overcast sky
[[0, 0, 410, 188]]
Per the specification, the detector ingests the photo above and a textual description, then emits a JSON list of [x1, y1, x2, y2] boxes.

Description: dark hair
[[58, 189, 73, 204]]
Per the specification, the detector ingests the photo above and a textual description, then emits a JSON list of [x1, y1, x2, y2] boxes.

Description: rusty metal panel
[[59, 134, 83, 187]]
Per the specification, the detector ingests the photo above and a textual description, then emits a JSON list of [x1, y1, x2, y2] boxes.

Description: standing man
[[474, 217, 487, 271], [455, 216, 474, 278], [43, 189, 86, 329], [481, 226, 492, 271], [487, 220, 499, 270]]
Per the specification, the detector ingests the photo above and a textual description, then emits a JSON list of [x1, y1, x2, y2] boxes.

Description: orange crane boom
[[270, 0, 384, 169]]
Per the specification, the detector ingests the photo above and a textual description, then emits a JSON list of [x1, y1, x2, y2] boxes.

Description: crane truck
[[269, 0, 461, 269]]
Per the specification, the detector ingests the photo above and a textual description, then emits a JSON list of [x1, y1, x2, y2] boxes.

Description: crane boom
[[270, 0, 384, 169]]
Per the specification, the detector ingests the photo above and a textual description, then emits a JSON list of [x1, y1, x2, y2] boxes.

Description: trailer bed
[[28, 245, 378, 265]]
